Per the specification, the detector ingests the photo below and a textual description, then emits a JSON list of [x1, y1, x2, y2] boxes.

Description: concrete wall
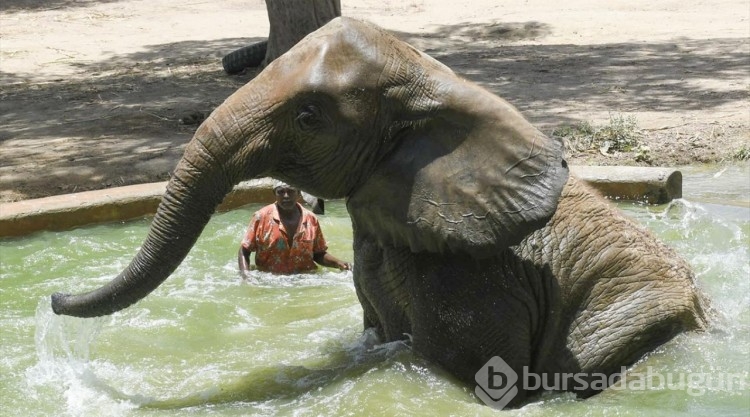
[[0, 179, 276, 238]]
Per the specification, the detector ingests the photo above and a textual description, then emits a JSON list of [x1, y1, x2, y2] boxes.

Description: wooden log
[[572, 166, 682, 204]]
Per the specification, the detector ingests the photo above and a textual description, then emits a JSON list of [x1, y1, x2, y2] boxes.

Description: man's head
[[273, 181, 300, 212]]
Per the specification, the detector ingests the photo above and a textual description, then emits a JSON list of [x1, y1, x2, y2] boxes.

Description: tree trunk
[[222, 0, 341, 74], [263, 0, 341, 66]]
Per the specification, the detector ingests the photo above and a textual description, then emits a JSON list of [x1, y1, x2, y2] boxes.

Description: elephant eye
[[295, 104, 325, 131]]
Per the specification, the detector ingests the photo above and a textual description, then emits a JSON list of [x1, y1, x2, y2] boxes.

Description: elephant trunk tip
[[50, 292, 70, 315], [51, 292, 103, 318]]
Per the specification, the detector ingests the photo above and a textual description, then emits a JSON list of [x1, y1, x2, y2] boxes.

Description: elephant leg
[[354, 240, 571, 402], [407, 254, 537, 383], [352, 236, 413, 342], [564, 269, 708, 397], [353, 279, 383, 339]]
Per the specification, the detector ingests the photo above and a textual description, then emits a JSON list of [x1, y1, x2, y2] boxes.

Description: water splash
[[33, 299, 102, 369], [242, 269, 355, 289], [26, 299, 138, 416]]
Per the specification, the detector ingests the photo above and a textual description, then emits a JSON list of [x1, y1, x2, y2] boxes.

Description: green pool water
[[1, 166, 748, 416]]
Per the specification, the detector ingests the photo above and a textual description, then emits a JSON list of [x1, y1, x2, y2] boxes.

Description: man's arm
[[238, 246, 254, 279], [310, 214, 350, 271], [313, 251, 352, 271]]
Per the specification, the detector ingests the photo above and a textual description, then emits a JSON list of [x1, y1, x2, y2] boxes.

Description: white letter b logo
[[474, 356, 519, 410]]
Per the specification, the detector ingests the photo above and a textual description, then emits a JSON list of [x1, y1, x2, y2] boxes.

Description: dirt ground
[[1, 0, 748, 203]]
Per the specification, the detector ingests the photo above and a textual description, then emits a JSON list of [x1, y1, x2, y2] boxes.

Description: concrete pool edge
[[0, 179, 277, 238], [0, 167, 681, 238]]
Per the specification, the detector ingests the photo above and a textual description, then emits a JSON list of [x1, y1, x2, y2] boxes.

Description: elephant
[[50, 17, 709, 407]]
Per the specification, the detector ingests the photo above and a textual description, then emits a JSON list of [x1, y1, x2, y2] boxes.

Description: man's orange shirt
[[241, 203, 328, 274]]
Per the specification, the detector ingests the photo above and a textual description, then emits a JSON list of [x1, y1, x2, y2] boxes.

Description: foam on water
[[242, 269, 356, 289]]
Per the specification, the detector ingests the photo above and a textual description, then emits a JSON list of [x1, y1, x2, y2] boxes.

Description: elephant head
[[51, 17, 568, 317]]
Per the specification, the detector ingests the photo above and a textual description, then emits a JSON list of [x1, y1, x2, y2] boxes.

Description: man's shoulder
[[254, 204, 278, 218], [299, 205, 320, 223]]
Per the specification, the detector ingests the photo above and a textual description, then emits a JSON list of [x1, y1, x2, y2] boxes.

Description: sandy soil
[[1, 0, 748, 202]]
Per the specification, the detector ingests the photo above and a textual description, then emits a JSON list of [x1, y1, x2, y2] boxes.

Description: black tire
[[222, 41, 268, 74]]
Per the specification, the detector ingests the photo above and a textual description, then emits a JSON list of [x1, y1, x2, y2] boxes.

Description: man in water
[[238, 182, 351, 276]]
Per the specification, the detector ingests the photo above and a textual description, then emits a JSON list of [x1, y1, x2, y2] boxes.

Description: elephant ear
[[348, 81, 568, 258]]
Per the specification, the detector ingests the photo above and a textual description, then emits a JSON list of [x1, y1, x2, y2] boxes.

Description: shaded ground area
[[1, 43, 259, 197], [1, 0, 748, 202]]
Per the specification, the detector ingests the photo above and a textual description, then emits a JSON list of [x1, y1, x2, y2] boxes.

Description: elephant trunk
[[51, 107, 268, 317]]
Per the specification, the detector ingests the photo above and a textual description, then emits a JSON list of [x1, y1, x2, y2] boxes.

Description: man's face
[[274, 187, 299, 211]]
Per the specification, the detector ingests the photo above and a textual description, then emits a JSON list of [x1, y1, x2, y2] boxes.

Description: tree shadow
[[393, 24, 749, 127], [0, 37, 264, 199], [395, 20, 553, 43], [0, 0, 125, 13], [1, 19, 747, 200]]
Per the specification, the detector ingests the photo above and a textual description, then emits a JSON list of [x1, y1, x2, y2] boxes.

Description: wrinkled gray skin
[[51, 18, 708, 406]]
